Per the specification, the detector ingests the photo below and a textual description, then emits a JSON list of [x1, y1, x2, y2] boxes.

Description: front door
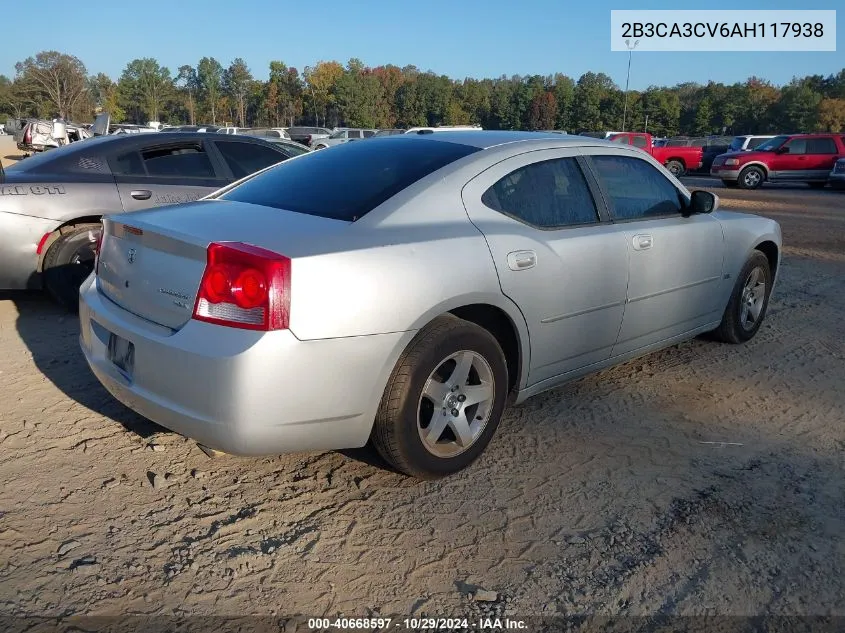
[[582, 151, 725, 356], [462, 148, 629, 385], [108, 140, 229, 212]]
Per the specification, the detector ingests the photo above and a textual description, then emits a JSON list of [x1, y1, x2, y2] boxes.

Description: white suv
[[728, 135, 776, 152]]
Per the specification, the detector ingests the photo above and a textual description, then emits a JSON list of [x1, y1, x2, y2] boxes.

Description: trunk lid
[[97, 200, 350, 329]]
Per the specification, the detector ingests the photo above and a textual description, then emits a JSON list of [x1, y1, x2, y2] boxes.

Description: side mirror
[[688, 190, 719, 215]]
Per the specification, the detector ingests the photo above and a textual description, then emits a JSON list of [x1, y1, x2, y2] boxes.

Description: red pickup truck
[[608, 132, 704, 177]]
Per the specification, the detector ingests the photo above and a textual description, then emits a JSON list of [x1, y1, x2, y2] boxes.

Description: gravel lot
[[0, 139, 843, 622]]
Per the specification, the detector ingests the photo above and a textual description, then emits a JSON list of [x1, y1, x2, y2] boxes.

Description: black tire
[[42, 223, 101, 312], [713, 251, 772, 344], [807, 182, 826, 189], [738, 165, 765, 189], [665, 160, 685, 177], [722, 180, 738, 188], [371, 314, 508, 479]]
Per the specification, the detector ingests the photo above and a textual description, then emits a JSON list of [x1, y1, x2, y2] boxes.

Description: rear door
[[462, 148, 629, 385], [802, 136, 841, 179], [108, 139, 230, 212]]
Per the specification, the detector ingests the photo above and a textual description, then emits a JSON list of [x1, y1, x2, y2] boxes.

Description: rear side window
[[215, 140, 286, 179], [220, 138, 480, 221], [111, 143, 216, 178], [807, 138, 837, 154], [591, 155, 682, 221], [481, 158, 599, 228]]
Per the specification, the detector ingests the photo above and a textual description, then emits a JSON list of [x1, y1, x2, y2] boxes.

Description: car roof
[[378, 130, 618, 150], [6, 132, 281, 172]]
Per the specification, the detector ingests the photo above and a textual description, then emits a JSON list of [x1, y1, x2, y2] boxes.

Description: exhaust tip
[[197, 443, 226, 458]]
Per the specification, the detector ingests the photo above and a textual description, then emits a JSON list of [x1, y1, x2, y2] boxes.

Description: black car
[[0, 132, 300, 309]]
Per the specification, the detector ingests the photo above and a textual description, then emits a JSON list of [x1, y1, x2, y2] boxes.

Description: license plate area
[[107, 332, 135, 379]]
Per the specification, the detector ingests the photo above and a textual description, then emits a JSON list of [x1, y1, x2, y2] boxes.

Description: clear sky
[[2, 0, 841, 89]]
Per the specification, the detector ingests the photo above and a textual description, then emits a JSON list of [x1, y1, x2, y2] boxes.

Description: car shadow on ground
[[7, 290, 163, 440], [3, 153, 27, 162], [7, 288, 401, 471]]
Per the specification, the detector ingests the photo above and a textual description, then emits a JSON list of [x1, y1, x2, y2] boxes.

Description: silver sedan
[[79, 132, 782, 479]]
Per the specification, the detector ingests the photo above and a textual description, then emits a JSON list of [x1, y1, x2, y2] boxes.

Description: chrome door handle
[[632, 234, 653, 250], [130, 190, 152, 200], [507, 250, 537, 270]]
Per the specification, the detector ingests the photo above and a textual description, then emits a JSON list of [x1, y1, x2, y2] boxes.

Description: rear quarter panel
[[287, 183, 516, 341]]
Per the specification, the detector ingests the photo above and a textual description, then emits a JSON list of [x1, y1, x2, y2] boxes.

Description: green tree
[[552, 74, 575, 130], [778, 80, 822, 132], [692, 96, 713, 135], [15, 51, 88, 119], [197, 57, 224, 124], [88, 72, 124, 121], [118, 58, 172, 123], [223, 58, 253, 126], [176, 65, 198, 125]]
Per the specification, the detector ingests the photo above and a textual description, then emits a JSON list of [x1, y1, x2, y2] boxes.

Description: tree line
[[2, 51, 844, 136]]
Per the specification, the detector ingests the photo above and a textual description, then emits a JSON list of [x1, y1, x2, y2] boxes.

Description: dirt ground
[[1, 135, 25, 167], [0, 146, 843, 623]]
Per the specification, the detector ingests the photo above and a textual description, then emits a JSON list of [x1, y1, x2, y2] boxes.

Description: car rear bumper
[[0, 211, 56, 289], [828, 171, 845, 183], [79, 274, 412, 455], [711, 167, 741, 180]]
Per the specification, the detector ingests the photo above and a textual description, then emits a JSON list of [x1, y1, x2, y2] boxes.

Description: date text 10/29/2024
[[307, 617, 528, 630]]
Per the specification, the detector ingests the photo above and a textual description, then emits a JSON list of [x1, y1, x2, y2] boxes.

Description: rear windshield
[[219, 137, 480, 221]]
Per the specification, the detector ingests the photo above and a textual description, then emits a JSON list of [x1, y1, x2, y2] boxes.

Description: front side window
[[215, 140, 286, 179], [784, 138, 808, 154], [481, 157, 600, 229], [591, 155, 682, 221]]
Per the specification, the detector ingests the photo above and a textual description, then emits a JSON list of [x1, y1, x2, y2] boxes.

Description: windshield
[[754, 135, 790, 151], [219, 137, 480, 221]]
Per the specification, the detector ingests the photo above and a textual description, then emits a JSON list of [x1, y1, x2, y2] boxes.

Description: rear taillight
[[192, 242, 290, 331], [305, 134, 312, 145]]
